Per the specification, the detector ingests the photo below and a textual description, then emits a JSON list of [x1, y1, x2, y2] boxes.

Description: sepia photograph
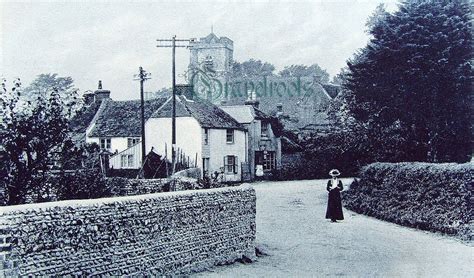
[[0, 0, 472, 276]]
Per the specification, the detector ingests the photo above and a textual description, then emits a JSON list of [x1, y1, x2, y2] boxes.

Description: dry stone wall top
[[0, 185, 256, 276]]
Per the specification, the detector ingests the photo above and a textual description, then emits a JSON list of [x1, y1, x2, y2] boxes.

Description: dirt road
[[198, 179, 473, 277]]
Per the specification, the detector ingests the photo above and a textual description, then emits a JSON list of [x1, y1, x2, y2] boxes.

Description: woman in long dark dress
[[325, 169, 344, 222]]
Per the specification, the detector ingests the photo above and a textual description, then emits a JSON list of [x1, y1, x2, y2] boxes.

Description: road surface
[[198, 179, 473, 277]]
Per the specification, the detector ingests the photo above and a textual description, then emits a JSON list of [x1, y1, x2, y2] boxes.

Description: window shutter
[[223, 156, 227, 172], [234, 156, 238, 174]]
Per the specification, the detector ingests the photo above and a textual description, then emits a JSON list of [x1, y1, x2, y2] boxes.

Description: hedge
[[343, 162, 473, 240]]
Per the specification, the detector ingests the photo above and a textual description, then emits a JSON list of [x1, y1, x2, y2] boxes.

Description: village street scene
[[0, 0, 472, 277]]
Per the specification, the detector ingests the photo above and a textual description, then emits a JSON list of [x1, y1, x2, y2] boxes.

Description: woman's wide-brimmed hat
[[329, 169, 341, 177]]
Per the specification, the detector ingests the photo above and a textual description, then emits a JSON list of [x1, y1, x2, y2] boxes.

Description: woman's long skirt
[[325, 189, 344, 220]]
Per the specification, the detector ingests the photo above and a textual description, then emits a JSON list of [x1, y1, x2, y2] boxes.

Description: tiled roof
[[253, 107, 272, 120], [89, 98, 168, 137], [322, 84, 341, 99], [220, 105, 272, 123], [222, 81, 333, 133], [69, 101, 102, 133], [220, 104, 282, 137], [152, 96, 245, 130], [219, 106, 254, 123]]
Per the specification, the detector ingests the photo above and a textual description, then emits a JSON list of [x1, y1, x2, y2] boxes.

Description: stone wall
[[173, 168, 202, 179], [107, 176, 199, 196], [0, 185, 256, 276]]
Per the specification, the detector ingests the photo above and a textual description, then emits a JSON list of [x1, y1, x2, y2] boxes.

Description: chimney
[[94, 80, 111, 102], [176, 84, 194, 100], [244, 89, 259, 108], [277, 103, 283, 112]]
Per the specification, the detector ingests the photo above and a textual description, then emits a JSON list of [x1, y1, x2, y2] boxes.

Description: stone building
[[188, 33, 233, 77], [188, 33, 340, 138]]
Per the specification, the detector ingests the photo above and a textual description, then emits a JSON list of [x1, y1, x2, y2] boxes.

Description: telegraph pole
[[134, 67, 151, 175], [156, 36, 195, 175], [172, 36, 176, 174]]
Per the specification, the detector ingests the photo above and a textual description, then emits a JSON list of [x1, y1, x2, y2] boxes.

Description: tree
[[23, 73, 78, 107], [344, 0, 472, 162], [0, 77, 78, 205], [231, 59, 276, 78], [331, 67, 350, 85], [279, 64, 330, 83]]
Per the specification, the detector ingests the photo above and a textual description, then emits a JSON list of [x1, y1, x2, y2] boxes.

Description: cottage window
[[127, 137, 140, 148], [121, 154, 134, 168], [204, 128, 209, 145], [261, 122, 269, 137], [100, 138, 111, 150], [224, 155, 238, 174], [256, 151, 276, 171], [226, 129, 234, 143]]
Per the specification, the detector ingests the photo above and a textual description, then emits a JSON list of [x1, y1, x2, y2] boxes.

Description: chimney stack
[[276, 103, 284, 118], [176, 84, 194, 100], [277, 103, 283, 112], [94, 80, 111, 102], [244, 89, 259, 108]]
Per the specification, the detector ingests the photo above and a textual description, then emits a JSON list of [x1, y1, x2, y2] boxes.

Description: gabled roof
[[69, 101, 102, 133], [89, 98, 168, 137], [220, 105, 273, 124], [322, 84, 341, 99], [219, 106, 254, 123], [152, 96, 245, 130], [253, 107, 273, 120], [151, 96, 245, 130], [202, 33, 220, 43]]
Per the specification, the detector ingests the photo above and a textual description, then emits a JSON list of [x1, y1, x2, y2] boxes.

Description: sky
[[1, 0, 399, 100]]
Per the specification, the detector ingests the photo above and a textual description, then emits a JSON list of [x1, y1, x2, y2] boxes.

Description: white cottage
[[77, 82, 168, 169], [146, 91, 247, 182], [221, 99, 282, 180]]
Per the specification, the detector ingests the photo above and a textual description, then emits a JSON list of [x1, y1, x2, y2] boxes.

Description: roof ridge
[[152, 96, 173, 115], [179, 96, 195, 118]]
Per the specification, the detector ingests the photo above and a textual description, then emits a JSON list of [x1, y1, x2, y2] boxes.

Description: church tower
[[189, 32, 233, 76], [188, 33, 234, 102]]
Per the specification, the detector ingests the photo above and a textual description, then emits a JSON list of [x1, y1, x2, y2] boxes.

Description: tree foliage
[[343, 0, 472, 163], [231, 59, 276, 78], [231, 60, 331, 84], [23, 73, 78, 106], [279, 64, 330, 83], [0, 74, 107, 205]]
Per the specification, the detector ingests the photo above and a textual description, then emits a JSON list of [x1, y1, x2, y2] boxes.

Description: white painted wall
[[146, 117, 203, 169], [146, 117, 247, 181], [207, 128, 247, 182], [109, 143, 141, 169], [85, 136, 130, 154], [86, 136, 99, 146]]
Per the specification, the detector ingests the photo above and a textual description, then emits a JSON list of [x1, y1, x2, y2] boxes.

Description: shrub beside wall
[[106, 177, 199, 196], [7, 175, 221, 206], [0, 185, 256, 276], [343, 162, 473, 240]]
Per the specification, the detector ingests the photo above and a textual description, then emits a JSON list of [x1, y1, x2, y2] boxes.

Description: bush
[[278, 129, 370, 180], [107, 168, 140, 179], [56, 169, 110, 201], [343, 162, 473, 240]]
